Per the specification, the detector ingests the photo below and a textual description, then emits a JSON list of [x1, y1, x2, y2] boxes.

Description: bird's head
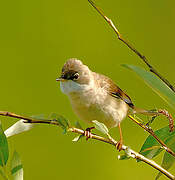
[[56, 58, 93, 94]]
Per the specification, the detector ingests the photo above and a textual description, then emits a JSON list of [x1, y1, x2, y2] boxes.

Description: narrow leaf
[[0, 123, 9, 166], [118, 154, 130, 160], [75, 121, 82, 129], [155, 135, 175, 179], [140, 126, 175, 159], [11, 151, 23, 180], [50, 113, 69, 133], [118, 147, 133, 160], [4, 120, 33, 138], [92, 120, 109, 135], [72, 135, 84, 142], [156, 152, 175, 180], [31, 114, 45, 120], [122, 64, 175, 109], [57, 116, 69, 129]]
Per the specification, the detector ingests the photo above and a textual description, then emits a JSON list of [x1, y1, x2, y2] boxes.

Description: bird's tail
[[132, 107, 159, 116]]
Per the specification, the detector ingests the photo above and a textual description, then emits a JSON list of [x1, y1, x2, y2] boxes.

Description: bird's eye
[[72, 72, 79, 80]]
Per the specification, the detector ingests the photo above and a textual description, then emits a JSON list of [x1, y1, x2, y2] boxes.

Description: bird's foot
[[84, 127, 95, 140], [116, 139, 123, 152]]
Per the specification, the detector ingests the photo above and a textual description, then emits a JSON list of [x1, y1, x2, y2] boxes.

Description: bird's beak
[[56, 77, 66, 82]]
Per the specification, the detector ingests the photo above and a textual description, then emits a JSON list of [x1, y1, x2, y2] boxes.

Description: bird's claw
[[116, 140, 123, 151], [84, 127, 95, 140]]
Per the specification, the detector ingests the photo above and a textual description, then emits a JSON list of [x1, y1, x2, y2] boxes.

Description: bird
[[56, 58, 172, 150]]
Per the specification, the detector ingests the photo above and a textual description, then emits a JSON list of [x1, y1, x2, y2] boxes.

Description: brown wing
[[95, 72, 134, 108], [109, 84, 134, 108]]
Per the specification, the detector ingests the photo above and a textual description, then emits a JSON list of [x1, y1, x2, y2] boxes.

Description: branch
[[88, 0, 175, 92], [128, 115, 175, 157], [69, 127, 174, 180], [0, 111, 175, 179]]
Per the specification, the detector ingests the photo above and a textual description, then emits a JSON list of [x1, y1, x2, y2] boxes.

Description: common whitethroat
[[56, 58, 173, 150]]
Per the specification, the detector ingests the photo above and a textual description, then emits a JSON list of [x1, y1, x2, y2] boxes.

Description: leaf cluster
[[0, 123, 23, 180], [122, 64, 175, 179]]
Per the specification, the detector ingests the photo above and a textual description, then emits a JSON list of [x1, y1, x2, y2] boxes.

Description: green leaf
[[118, 147, 133, 160], [72, 135, 84, 142], [11, 151, 23, 180], [118, 154, 130, 160], [0, 123, 9, 166], [156, 152, 175, 179], [155, 135, 175, 179], [75, 121, 82, 129], [140, 126, 175, 159], [122, 64, 175, 109], [31, 114, 45, 120], [50, 113, 69, 133], [92, 120, 109, 135]]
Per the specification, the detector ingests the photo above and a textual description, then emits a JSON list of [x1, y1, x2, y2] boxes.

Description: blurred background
[[0, 0, 175, 179]]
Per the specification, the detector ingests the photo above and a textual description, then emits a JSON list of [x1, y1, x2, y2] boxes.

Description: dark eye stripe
[[61, 71, 79, 80]]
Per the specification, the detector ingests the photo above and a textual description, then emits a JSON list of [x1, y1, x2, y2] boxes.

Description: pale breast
[[68, 86, 129, 129]]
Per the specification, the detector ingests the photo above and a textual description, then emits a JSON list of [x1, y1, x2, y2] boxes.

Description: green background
[[0, 0, 175, 179]]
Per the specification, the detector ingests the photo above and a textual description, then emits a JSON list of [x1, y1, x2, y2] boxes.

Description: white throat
[[60, 80, 92, 95]]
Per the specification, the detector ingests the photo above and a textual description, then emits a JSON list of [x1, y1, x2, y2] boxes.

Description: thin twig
[[128, 115, 175, 157], [0, 111, 55, 124], [88, 0, 175, 92], [0, 111, 175, 179]]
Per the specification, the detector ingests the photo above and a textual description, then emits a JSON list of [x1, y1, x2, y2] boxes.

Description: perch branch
[[69, 127, 175, 180], [88, 0, 175, 92], [0, 111, 174, 179]]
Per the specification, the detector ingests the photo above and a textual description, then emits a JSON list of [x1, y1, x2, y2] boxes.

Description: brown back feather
[[94, 72, 134, 108]]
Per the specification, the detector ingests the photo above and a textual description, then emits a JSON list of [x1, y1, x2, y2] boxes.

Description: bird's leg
[[84, 127, 95, 140], [116, 122, 123, 151]]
